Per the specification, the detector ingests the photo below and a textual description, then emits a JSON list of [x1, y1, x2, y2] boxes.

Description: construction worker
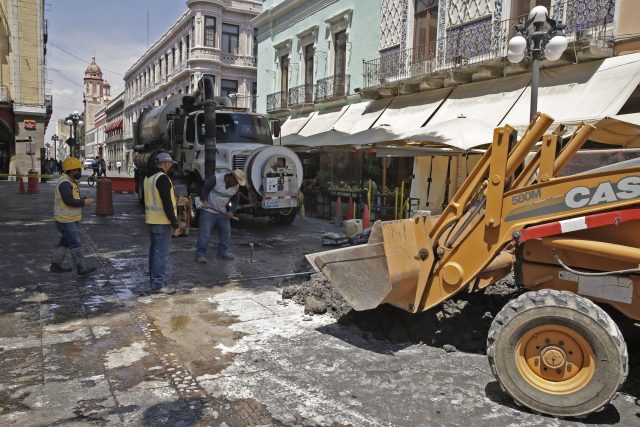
[[195, 169, 245, 263], [144, 152, 180, 294], [50, 157, 96, 276]]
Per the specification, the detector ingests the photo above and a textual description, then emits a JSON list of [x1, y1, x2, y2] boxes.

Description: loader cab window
[[196, 112, 272, 145]]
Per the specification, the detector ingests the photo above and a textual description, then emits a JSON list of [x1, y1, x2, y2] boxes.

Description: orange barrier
[[362, 204, 371, 229], [108, 177, 136, 193], [27, 170, 40, 194], [96, 179, 113, 216], [347, 196, 354, 220]]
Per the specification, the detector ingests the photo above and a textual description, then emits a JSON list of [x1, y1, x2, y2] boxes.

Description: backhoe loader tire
[[487, 289, 627, 418]]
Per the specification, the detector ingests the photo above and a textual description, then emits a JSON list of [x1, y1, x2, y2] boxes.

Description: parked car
[[83, 159, 94, 170]]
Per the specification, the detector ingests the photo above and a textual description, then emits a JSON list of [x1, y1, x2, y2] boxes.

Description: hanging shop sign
[[24, 120, 36, 130]]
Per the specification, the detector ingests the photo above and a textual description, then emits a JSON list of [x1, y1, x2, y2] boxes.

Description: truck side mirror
[[272, 120, 281, 138]]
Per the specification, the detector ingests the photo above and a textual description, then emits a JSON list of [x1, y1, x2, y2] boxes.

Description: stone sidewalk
[[0, 181, 639, 426]]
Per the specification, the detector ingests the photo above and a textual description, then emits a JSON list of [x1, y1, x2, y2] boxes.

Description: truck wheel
[[487, 289, 628, 418], [272, 208, 297, 225]]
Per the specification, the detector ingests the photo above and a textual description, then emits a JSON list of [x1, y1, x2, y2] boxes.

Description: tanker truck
[[132, 76, 302, 224]]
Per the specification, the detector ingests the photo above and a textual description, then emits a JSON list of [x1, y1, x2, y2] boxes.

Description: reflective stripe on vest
[[143, 172, 177, 224], [53, 174, 82, 223]]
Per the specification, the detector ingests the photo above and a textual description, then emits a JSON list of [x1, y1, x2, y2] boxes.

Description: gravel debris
[[283, 272, 522, 354]]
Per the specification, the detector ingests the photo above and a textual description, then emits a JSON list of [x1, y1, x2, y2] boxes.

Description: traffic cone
[[362, 204, 371, 229], [18, 178, 25, 194], [346, 196, 354, 219], [334, 196, 343, 224]]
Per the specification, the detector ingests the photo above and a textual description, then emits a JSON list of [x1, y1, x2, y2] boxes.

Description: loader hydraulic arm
[[311, 113, 640, 314]]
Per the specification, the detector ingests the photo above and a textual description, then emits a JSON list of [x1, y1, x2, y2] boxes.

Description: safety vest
[[144, 171, 177, 224], [53, 174, 82, 223]]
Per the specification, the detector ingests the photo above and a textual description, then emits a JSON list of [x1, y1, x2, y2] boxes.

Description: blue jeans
[[55, 221, 81, 249], [196, 210, 231, 257], [148, 224, 172, 290]]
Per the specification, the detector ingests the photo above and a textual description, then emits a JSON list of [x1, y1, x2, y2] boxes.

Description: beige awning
[[502, 53, 640, 126], [280, 111, 316, 137], [373, 88, 451, 133], [590, 113, 640, 147], [298, 106, 348, 137], [428, 73, 530, 127]]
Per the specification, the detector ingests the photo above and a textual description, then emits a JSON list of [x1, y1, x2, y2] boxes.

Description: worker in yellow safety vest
[[50, 157, 96, 276], [143, 152, 180, 294]]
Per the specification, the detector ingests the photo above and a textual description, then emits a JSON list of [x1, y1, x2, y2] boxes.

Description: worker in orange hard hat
[[50, 157, 96, 276]]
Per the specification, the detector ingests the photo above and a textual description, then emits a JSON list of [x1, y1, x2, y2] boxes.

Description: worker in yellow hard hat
[[50, 157, 96, 276]]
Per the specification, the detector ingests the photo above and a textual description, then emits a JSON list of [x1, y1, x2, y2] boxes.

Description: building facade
[[104, 92, 124, 168], [0, 0, 51, 178], [259, 0, 640, 217], [123, 0, 263, 152], [255, 0, 382, 117]]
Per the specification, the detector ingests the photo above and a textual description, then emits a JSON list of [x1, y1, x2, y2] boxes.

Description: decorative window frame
[[296, 25, 318, 84], [324, 9, 353, 77], [274, 39, 293, 91]]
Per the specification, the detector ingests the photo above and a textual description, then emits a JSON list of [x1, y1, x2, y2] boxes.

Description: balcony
[[315, 74, 350, 102], [288, 84, 315, 107], [267, 91, 288, 113], [362, 0, 615, 94]]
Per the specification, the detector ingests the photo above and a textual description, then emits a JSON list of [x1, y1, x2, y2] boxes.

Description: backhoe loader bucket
[[306, 214, 436, 312]]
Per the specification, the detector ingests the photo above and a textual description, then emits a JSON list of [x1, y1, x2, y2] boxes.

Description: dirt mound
[[282, 273, 521, 354]]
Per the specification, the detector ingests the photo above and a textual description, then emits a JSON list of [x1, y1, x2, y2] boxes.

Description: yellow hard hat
[[62, 157, 82, 171]]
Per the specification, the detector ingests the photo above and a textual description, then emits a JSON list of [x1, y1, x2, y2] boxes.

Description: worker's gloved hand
[[172, 227, 181, 237], [84, 197, 95, 207]]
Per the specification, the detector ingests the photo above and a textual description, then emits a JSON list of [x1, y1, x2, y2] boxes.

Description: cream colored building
[[123, 0, 262, 150], [0, 0, 51, 178]]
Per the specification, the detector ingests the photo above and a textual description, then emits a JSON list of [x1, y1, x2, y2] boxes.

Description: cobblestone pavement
[[0, 180, 639, 426]]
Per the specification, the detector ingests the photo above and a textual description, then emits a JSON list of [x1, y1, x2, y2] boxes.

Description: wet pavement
[[1, 179, 639, 426]]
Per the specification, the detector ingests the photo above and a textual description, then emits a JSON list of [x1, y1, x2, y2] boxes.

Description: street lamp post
[[64, 111, 84, 159], [51, 134, 59, 160], [507, 5, 568, 121]]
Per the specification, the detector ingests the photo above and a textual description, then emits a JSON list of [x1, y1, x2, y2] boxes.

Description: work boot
[[195, 255, 207, 264], [50, 263, 72, 273], [70, 247, 96, 277], [217, 252, 234, 261], [155, 286, 176, 295]]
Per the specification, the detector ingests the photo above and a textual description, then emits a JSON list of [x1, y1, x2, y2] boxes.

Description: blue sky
[[46, 0, 187, 140]]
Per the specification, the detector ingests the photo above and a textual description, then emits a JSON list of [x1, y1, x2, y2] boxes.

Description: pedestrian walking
[[98, 157, 107, 177], [195, 169, 245, 263], [144, 152, 180, 294], [116, 160, 122, 174], [49, 157, 96, 276]]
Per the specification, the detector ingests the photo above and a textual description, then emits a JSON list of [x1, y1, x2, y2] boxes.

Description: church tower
[[83, 57, 111, 131]]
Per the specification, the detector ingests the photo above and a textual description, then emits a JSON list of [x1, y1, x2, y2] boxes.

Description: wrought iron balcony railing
[[288, 84, 315, 107], [267, 91, 288, 113], [315, 74, 350, 102], [363, 0, 615, 89]]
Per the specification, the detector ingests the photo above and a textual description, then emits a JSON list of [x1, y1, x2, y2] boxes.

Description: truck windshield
[[197, 112, 273, 145]]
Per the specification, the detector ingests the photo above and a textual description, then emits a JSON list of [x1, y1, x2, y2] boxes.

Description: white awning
[[393, 116, 497, 149], [348, 98, 392, 134], [333, 102, 371, 133], [373, 88, 451, 132], [280, 112, 317, 136], [428, 73, 530, 126], [502, 53, 640, 126], [298, 106, 348, 137]]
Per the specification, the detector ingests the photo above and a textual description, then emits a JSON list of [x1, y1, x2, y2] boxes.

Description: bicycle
[[87, 175, 97, 186]]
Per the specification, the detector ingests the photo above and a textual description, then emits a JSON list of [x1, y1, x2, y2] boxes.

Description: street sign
[[24, 120, 36, 130]]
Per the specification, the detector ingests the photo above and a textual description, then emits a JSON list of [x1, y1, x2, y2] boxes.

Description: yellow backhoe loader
[[308, 112, 640, 418]]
